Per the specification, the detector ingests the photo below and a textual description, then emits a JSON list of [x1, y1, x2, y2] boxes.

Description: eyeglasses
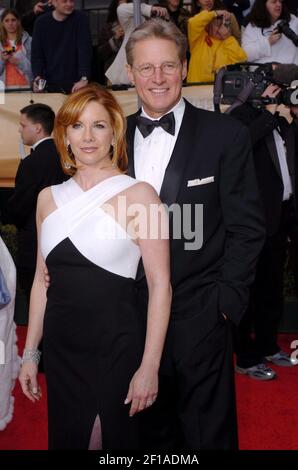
[[132, 62, 181, 78]]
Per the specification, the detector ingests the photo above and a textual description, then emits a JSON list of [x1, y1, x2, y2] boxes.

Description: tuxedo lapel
[[127, 101, 201, 206], [159, 101, 196, 206], [126, 112, 138, 178]]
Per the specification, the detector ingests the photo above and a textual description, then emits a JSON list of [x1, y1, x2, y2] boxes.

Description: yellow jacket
[[187, 11, 247, 83]]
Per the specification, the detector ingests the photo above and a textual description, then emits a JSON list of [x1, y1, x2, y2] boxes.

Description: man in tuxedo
[[125, 18, 265, 449], [4, 103, 67, 309], [231, 66, 298, 379]]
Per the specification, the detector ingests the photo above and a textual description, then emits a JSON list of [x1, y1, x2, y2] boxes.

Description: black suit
[[127, 100, 265, 449], [3, 138, 67, 305], [231, 104, 298, 366]]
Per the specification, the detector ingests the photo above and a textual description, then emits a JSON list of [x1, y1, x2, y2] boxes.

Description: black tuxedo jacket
[[231, 105, 297, 236], [127, 100, 265, 332], [4, 139, 68, 269]]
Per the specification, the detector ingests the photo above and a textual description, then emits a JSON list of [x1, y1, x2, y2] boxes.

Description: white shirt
[[134, 98, 185, 194], [273, 129, 293, 201]]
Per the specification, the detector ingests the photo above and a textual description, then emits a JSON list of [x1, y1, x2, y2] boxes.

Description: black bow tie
[[136, 112, 175, 138]]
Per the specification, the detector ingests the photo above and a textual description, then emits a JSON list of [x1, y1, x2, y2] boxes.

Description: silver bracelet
[[21, 348, 41, 365]]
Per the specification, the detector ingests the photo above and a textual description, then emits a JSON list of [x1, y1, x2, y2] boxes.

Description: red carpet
[[236, 333, 298, 450], [0, 327, 298, 450]]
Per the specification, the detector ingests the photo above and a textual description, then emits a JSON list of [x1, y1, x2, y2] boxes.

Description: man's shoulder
[[72, 9, 89, 24], [31, 140, 59, 162], [183, 100, 246, 133], [34, 10, 53, 28]]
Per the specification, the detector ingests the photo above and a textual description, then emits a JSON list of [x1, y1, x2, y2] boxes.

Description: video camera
[[213, 62, 298, 112], [275, 20, 298, 46]]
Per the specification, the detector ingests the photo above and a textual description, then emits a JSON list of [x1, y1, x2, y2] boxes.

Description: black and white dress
[[40, 175, 143, 449]]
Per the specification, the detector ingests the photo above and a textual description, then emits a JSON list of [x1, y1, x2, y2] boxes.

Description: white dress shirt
[[134, 98, 185, 195], [273, 129, 293, 201]]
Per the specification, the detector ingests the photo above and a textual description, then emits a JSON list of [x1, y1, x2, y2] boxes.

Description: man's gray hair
[[126, 18, 188, 66]]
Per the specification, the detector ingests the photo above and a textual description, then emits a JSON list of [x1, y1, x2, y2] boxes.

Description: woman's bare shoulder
[[36, 186, 56, 221], [127, 181, 160, 204], [37, 186, 53, 206]]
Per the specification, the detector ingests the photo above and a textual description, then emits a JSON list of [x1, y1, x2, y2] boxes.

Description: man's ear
[[35, 123, 43, 135], [126, 64, 135, 85], [181, 60, 187, 82]]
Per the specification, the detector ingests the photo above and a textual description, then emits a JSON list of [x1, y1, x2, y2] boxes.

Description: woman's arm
[[125, 183, 172, 417], [188, 10, 217, 50], [18, 188, 49, 402]]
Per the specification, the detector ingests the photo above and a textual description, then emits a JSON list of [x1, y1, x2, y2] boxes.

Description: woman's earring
[[64, 144, 73, 169]]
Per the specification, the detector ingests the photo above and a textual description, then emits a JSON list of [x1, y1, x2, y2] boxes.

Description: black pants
[[140, 316, 238, 450], [236, 198, 298, 368]]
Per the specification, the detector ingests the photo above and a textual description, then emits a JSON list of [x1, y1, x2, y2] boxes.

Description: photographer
[[230, 63, 298, 380], [187, 8, 247, 82], [159, 1, 191, 37], [242, 0, 298, 65]]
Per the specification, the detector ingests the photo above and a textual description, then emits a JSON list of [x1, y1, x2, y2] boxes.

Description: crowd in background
[[0, 0, 297, 91], [1, 0, 298, 443]]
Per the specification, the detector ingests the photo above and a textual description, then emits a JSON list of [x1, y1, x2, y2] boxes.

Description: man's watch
[[80, 76, 88, 81]]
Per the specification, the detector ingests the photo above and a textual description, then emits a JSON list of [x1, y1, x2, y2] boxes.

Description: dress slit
[[88, 414, 102, 450]]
